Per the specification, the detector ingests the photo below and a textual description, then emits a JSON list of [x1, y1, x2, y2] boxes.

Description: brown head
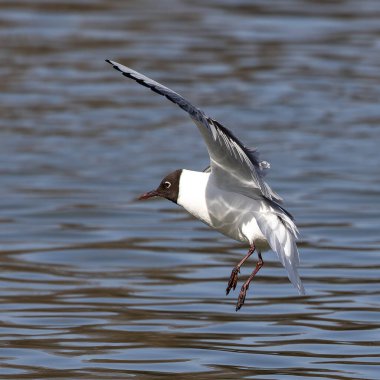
[[138, 169, 182, 204]]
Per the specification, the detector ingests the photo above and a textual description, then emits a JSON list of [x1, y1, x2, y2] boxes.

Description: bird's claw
[[226, 267, 240, 295], [236, 283, 249, 311]]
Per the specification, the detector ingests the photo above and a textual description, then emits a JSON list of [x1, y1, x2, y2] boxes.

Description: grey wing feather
[[106, 60, 205, 123], [106, 59, 281, 201]]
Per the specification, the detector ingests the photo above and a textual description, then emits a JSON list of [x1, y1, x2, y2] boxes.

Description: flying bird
[[106, 59, 305, 310]]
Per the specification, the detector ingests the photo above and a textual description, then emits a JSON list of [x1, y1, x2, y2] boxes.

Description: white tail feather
[[255, 211, 305, 295]]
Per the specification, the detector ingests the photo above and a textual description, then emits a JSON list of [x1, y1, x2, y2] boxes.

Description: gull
[[106, 59, 305, 310]]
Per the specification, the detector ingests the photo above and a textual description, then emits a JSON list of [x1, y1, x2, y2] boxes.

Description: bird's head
[[138, 169, 182, 204]]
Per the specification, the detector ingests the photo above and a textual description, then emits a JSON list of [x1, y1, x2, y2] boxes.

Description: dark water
[[1, 1, 379, 379]]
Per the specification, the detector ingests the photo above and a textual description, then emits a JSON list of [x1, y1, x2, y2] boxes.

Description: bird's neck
[[177, 170, 211, 223]]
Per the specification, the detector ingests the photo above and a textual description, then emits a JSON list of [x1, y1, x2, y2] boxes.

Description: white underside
[[177, 170, 270, 249], [177, 169, 305, 295]]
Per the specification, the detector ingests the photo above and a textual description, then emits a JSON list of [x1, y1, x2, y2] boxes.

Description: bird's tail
[[255, 209, 305, 295]]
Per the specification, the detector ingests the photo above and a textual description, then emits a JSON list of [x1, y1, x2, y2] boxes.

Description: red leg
[[226, 244, 256, 295], [236, 252, 264, 311]]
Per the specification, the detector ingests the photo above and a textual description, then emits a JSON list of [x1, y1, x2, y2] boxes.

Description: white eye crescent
[[164, 181, 171, 189]]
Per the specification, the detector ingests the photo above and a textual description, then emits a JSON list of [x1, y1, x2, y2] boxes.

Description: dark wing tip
[[106, 59, 122, 73], [106, 60, 132, 82]]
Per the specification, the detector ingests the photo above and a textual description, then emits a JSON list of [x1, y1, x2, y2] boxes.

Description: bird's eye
[[164, 181, 171, 189]]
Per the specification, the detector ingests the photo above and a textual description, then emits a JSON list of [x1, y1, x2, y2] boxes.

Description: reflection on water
[[0, 0, 379, 379]]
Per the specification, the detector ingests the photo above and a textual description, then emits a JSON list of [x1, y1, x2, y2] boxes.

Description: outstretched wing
[[106, 59, 281, 202]]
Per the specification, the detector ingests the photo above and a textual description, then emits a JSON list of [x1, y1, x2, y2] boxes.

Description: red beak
[[138, 190, 159, 200]]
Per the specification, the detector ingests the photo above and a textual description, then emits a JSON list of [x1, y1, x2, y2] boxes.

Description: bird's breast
[[177, 170, 269, 248]]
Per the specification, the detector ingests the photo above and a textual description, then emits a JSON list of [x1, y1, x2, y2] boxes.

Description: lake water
[[0, 1, 379, 379]]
